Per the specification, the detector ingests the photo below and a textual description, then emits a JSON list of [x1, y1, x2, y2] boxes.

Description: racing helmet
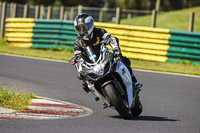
[[74, 13, 94, 40]]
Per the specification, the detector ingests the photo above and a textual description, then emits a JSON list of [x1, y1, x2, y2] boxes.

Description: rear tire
[[104, 83, 132, 119]]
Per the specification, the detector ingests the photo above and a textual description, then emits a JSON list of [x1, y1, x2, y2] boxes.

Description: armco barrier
[[5, 18, 200, 65]]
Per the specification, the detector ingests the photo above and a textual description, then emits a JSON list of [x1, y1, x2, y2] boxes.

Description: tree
[[2, 0, 27, 4], [104, 0, 116, 8], [59, 0, 81, 6], [3, 0, 200, 10], [59, 0, 99, 7], [115, 0, 135, 9], [32, 0, 56, 5]]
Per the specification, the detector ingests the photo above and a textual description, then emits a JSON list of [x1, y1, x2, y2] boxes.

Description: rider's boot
[[134, 81, 142, 94], [82, 80, 90, 93], [132, 74, 143, 94]]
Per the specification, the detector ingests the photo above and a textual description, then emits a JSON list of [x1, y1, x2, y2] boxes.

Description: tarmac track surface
[[0, 54, 200, 133]]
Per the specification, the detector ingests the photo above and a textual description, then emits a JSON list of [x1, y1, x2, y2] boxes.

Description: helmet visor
[[75, 20, 94, 37]]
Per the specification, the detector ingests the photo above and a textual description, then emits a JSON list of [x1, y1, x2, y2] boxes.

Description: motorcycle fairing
[[115, 61, 134, 108]]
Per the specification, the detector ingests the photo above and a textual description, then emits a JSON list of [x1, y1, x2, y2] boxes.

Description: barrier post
[[99, 9, 103, 22], [78, 5, 82, 14], [155, 0, 160, 12], [35, 5, 40, 19], [40, 5, 44, 19], [63, 11, 67, 20], [23, 4, 29, 18], [70, 7, 74, 20], [11, 2, 17, 18], [60, 5, 65, 20], [47, 5, 52, 19], [188, 12, 195, 32], [0, 1, 6, 38], [116, 7, 121, 24], [151, 9, 157, 27], [127, 13, 131, 19]]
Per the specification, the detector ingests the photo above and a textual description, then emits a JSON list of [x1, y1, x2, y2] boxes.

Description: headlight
[[93, 64, 104, 76]]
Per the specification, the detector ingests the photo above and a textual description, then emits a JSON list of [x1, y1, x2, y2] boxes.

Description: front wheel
[[103, 83, 132, 119], [131, 96, 143, 116]]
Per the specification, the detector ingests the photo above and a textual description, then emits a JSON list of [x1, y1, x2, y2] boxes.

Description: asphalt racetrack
[[0, 54, 200, 133]]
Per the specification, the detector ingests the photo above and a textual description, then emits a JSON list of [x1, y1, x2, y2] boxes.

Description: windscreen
[[84, 46, 100, 63]]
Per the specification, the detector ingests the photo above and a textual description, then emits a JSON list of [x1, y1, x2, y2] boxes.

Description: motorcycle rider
[[73, 13, 142, 93]]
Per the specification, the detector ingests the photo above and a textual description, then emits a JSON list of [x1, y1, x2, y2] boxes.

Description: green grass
[[0, 39, 74, 61], [0, 38, 200, 76], [120, 6, 200, 32], [0, 88, 35, 111], [131, 59, 200, 76]]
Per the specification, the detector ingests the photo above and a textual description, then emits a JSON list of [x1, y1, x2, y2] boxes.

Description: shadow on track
[[111, 115, 179, 121]]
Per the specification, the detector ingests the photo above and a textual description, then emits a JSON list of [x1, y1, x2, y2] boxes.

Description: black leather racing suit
[[74, 28, 138, 84]]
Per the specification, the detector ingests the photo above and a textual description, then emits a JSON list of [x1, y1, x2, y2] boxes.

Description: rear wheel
[[104, 83, 132, 119]]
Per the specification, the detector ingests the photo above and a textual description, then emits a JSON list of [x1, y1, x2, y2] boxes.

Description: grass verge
[[0, 39, 74, 61], [0, 39, 200, 76], [131, 59, 200, 76], [0, 88, 35, 111], [120, 6, 200, 32]]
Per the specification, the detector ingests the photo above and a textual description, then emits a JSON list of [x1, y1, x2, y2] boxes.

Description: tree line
[[2, 0, 200, 11]]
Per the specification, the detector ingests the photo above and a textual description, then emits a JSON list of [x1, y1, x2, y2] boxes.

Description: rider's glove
[[101, 38, 111, 45], [101, 34, 111, 45]]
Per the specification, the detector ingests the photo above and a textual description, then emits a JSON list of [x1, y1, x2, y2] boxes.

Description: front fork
[[86, 81, 111, 106]]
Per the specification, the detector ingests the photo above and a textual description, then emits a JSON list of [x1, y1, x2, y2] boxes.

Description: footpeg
[[103, 103, 108, 109], [95, 97, 100, 101]]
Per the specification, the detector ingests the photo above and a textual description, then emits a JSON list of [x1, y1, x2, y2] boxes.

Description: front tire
[[104, 83, 132, 119], [131, 96, 143, 116]]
